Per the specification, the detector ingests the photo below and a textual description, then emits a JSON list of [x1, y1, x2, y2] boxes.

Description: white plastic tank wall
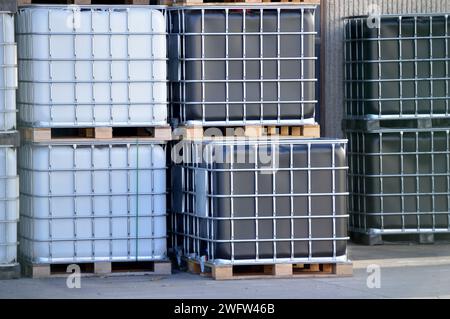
[[19, 142, 167, 264], [0, 146, 19, 265], [16, 6, 167, 127], [0, 12, 17, 131]]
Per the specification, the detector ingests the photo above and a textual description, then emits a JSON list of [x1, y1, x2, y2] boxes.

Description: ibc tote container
[[171, 138, 349, 264], [16, 6, 167, 128], [0, 146, 19, 265], [345, 14, 450, 120], [19, 141, 167, 264], [0, 12, 17, 131], [346, 119, 450, 237], [168, 4, 318, 126]]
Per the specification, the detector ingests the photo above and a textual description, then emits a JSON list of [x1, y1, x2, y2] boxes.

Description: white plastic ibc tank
[[0, 146, 19, 265], [19, 142, 167, 264], [16, 6, 167, 127], [0, 13, 17, 131]]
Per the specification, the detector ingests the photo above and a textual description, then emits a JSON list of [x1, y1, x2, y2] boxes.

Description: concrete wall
[[321, 0, 450, 138]]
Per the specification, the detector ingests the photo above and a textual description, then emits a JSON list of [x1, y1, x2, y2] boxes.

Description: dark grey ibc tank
[[345, 14, 450, 119], [346, 119, 450, 235], [168, 4, 317, 126], [171, 138, 349, 264]]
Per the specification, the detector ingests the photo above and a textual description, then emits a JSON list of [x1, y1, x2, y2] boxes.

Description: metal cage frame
[[171, 138, 349, 265], [345, 14, 450, 120], [16, 5, 169, 128], [0, 12, 17, 131], [0, 145, 18, 266], [168, 4, 318, 127], [19, 140, 168, 264], [347, 123, 450, 235]]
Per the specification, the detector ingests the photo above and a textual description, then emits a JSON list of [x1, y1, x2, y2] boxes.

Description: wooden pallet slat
[[176, 124, 320, 140], [21, 126, 172, 142], [23, 128, 51, 142], [280, 126, 290, 136], [302, 124, 321, 138], [244, 125, 265, 137], [266, 126, 277, 136], [185, 258, 352, 280], [273, 264, 293, 276]]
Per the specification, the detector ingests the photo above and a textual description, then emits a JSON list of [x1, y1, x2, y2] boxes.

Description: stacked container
[[16, 5, 171, 275], [168, 4, 318, 127], [0, 9, 19, 278], [345, 14, 450, 244], [172, 138, 349, 265], [169, 4, 351, 277]]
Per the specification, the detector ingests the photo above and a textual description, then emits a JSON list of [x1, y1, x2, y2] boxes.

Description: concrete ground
[[1, 243, 450, 299]]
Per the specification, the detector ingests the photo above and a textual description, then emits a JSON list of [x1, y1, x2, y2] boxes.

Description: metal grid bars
[[345, 14, 450, 120], [347, 127, 450, 235], [16, 6, 168, 128], [168, 5, 318, 126], [0, 146, 19, 265], [0, 12, 17, 131], [171, 138, 349, 265], [18, 141, 167, 264]]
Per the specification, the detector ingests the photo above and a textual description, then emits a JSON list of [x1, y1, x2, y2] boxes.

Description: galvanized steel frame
[[172, 138, 349, 265], [16, 5, 169, 128], [168, 4, 318, 126], [344, 14, 450, 120], [19, 140, 168, 264], [0, 12, 17, 131], [347, 126, 450, 235], [0, 145, 18, 265]]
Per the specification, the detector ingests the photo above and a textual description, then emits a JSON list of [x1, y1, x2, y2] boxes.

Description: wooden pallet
[[186, 258, 352, 280], [22, 260, 172, 278], [17, 0, 152, 5], [174, 124, 320, 140], [350, 231, 450, 246], [158, 0, 320, 5], [0, 264, 21, 280], [21, 126, 172, 142]]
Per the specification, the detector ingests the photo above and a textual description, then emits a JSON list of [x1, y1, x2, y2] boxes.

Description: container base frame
[[182, 257, 352, 280], [173, 123, 321, 140], [21, 126, 172, 142]]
